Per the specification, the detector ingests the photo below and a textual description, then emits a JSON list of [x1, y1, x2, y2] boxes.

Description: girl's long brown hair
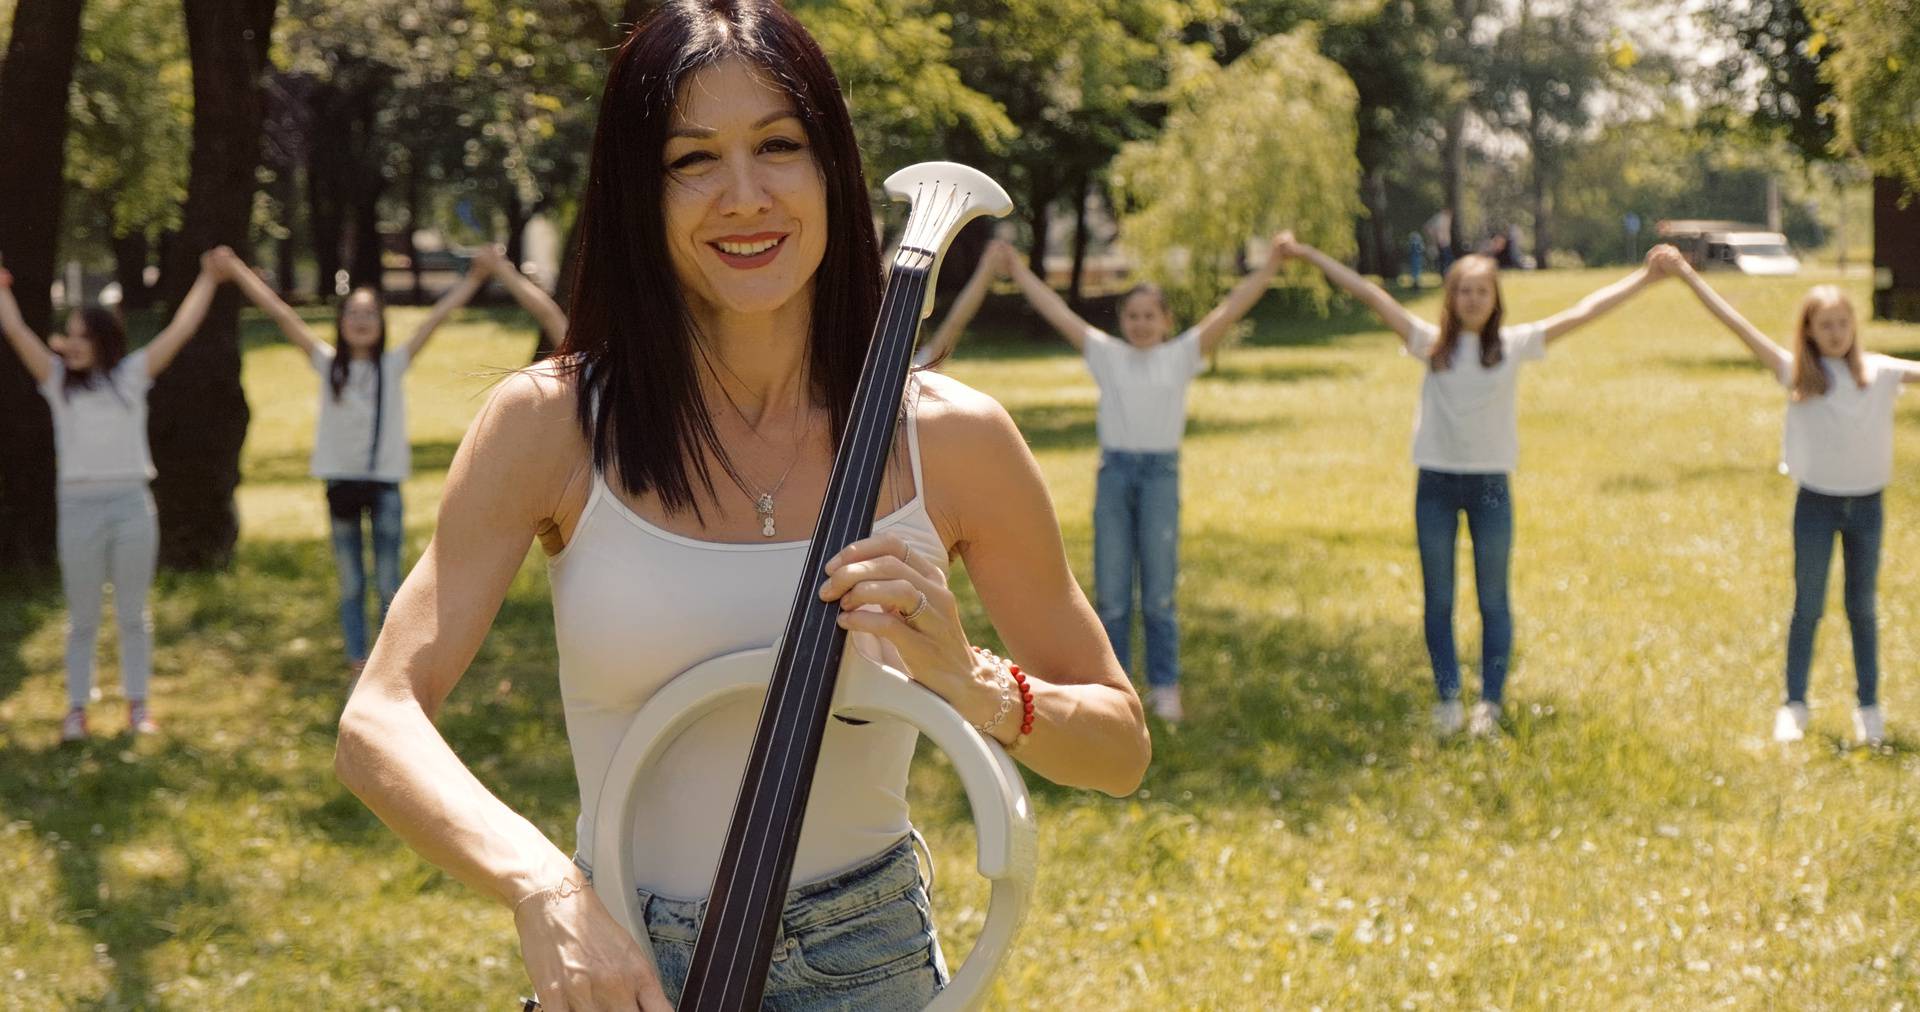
[[1788, 285, 1866, 402], [1430, 255, 1504, 372]]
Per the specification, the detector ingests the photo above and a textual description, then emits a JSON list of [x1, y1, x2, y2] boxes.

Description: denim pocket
[[785, 885, 936, 988]]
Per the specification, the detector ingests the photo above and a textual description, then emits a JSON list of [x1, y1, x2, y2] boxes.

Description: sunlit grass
[[4, 273, 1919, 1007]]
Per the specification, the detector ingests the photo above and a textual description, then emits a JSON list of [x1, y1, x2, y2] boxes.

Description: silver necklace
[[698, 345, 816, 537]]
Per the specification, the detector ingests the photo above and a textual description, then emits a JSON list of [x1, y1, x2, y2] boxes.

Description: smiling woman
[[330, 2, 1150, 1010]]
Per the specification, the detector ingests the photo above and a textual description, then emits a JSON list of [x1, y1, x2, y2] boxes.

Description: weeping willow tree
[[1110, 30, 1363, 320]]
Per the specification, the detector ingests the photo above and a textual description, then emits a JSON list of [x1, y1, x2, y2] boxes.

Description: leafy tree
[[1110, 29, 1361, 318], [1807, 0, 1920, 191]]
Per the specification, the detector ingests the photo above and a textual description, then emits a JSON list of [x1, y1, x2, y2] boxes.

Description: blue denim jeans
[[326, 480, 403, 662], [1786, 486, 1883, 706], [1093, 450, 1181, 688], [1414, 469, 1514, 704], [578, 836, 947, 1010], [57, 482, 158, 708]]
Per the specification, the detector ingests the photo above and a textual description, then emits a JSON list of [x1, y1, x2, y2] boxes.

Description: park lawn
[[3, 268, 1918, 1009]]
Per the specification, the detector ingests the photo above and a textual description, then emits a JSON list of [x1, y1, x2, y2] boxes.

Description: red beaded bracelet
[[971, 646, 1035, 750]]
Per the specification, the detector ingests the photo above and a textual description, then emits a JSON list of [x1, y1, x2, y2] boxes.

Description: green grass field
[[3, 268, 1918, 1009]]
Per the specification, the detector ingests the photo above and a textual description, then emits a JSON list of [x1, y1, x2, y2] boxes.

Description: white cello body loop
[[590, 640, 1037, 1011]]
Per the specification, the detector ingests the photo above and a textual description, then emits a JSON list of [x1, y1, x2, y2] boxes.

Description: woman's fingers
[[833, 577, 926, 616]]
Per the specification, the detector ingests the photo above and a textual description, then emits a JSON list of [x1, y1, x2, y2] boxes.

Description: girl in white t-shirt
[[1659, 248, 1916, 746], [1286, 234, 1670, 735], [0, 251, 221, 740], [1003, 233, 1291, 723], [212, 248, 490, 668]]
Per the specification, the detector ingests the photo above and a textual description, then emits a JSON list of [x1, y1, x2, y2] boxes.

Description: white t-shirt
[[1082, 326, 1205, 453], [1406, 319, 1548, 474], [1778, 354, 1905, 495], [309, 347, 412, 483], [38, 349, 156, 486]]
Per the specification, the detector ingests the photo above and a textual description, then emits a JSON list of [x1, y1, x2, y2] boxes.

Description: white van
[[1657, 221, 1801, 276], [1702, 232, 1801, 276]]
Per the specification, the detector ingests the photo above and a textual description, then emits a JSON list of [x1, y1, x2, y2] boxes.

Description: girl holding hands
[[1002, 232, 1294, 722], [1657, 247, 1912, 745], [1284, 235, 1673, 734]]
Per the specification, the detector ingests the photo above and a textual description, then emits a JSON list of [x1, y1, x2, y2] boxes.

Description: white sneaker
[[60, 708, 88, 743], [1148, 686, 1185, 724], [1773, 702, 1809, 742], [1433, 700, 1465, 736], [1468, 701, 1502, 737], [1854, 705, 1886, 746]]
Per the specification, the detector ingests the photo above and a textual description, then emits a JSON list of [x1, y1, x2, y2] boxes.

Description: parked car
[[1656, 220, 1801, 276]]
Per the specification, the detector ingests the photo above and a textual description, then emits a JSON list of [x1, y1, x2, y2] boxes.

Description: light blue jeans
[[57, 482, 158, 709], [1094, 449, 1182, 688], [577, 835, 947, 1009], [325, 480, 403, 662]]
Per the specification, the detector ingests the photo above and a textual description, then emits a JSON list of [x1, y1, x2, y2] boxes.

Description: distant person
[[1284, 235, 1674, 735], [910, 239, 1009, 369], [473, 245, 569, 354], [1407, 231, 1427, 290], [1658, 247, 1913, 746], [213, 247, 490, 670], [0, 250, 222, 740], [1002, 232, 1292, 723]]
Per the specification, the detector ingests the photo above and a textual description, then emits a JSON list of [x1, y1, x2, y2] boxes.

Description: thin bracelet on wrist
[[512, 874, 587, 918]]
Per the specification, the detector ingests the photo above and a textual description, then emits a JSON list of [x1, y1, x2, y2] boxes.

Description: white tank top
[[550, 394, 945, 899]]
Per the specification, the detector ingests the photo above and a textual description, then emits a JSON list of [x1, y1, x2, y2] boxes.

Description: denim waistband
[[1796, 485, 1884, 503], [634, 835, 922, 945], [1100, 449, 1180, 463]]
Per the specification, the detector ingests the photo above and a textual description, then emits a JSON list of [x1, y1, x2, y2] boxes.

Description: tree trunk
[[310, 151, 343, 300], [1068, 174, 1093, 305], [1874, 175, 1920, 322], [348, 187, 382, 293], [0, 0, 87, 574], [1444, 104, 1469, 256], [504, 191, 531, 270], [1026, 181, 1054, 284], [406, 157, 424, 303], [112, 230, 155, 312], [1529, 105, 1550, 270], [148, 0, 275, 571], [275, 160, 300, 297], [1363, 167, 1395, 279]]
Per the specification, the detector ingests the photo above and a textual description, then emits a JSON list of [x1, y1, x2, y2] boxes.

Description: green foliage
[[1808, 0, 1920, 192], [62, 0, 193, 246], [791, 0, 1015, 180], [1110, 29, 1361, 317], [1553, 113, 1838, 263], [1697, 0, 1839, 162]]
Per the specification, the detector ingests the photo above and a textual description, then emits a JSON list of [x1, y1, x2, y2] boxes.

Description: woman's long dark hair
[[63, 307, 130, 400], [557, 0, 883, 518], [331, 287, 389, 469]]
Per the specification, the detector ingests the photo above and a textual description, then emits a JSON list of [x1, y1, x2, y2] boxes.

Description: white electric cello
[[532, 163, 1033, 1012]]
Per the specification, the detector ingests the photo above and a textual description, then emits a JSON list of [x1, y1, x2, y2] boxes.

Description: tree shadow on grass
[[1010, 402, 1294, 456], [1598, 462, 1771, 494], [0, 572, 65, 709], [291, 569, 580, 852], [243, 440, 462, 487], [0, 733, 263, 1007]]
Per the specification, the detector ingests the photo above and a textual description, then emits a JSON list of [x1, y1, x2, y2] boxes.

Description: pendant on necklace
[[756, 493, 777, 537]]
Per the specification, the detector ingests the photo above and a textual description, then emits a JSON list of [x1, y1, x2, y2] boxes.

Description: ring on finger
[[901, 591, 930, 626]]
